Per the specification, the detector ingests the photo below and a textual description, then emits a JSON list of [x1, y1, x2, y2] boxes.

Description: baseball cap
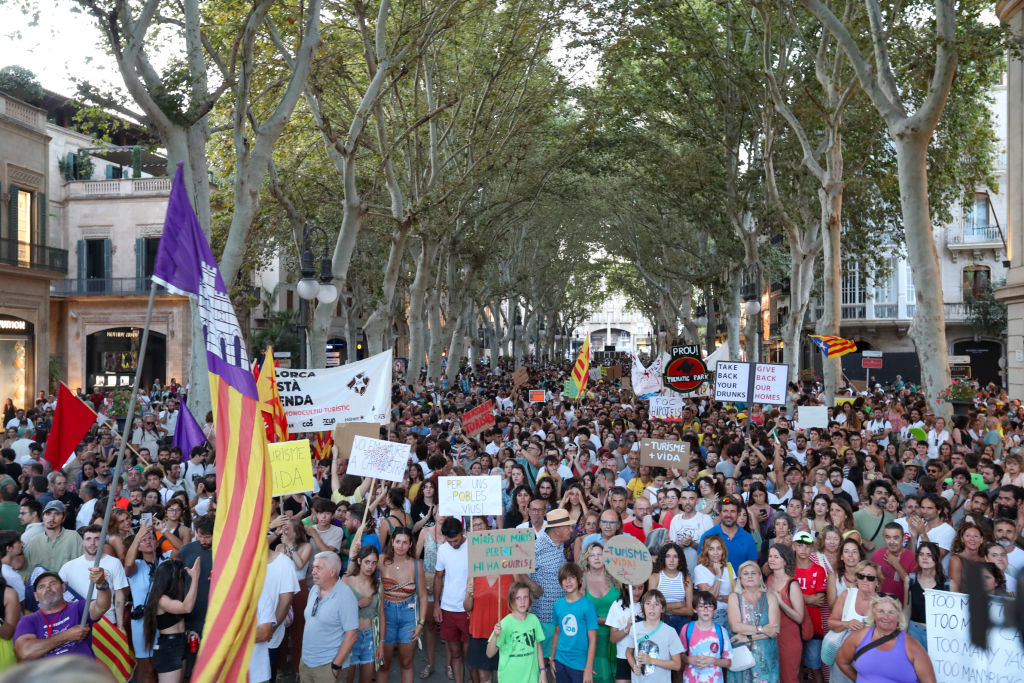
[[43, 500, 65, 514], [792, 531, 814, 544], [33, 571, 62, 590]]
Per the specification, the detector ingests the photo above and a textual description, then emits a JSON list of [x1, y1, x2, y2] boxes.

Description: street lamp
[[295, 222, 337, 368]]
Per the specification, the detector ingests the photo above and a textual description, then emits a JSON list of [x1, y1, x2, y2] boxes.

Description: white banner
[[632, 351, 668, 399], [348, 435, 409, 483], [276, 349, 393, 431], [438, 476, 503, 517], [925, 589, 1024, 683], [649, 395, 684, 421]]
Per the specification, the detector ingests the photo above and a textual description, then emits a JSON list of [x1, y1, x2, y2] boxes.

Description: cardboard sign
[[439, 476, 503, 517], [528, 390, 545, 403], [268, 439, 316, 496], [468, 528, 536, 576], [462, 401, 495, 437], [620, 376, 632, 393], [333, 422, 381, 458], [797, 406, 828, 429], [512, 367, 528, 387], [348, 435, 409, 482], [649, 395, 684, 421], [606, 365, 623, 381], [639, 438, 690, 468], [604, 534, 653, 585], [925, 589, 1024, 683], [711, 361, 789, 405]]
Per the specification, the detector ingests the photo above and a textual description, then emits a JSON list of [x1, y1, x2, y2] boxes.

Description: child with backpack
[[681, 591, 733, 683], [626, 589, 683, 682]]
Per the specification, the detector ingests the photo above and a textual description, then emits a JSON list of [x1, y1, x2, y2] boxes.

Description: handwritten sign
[[348, 435, 409, 483], [620, 376, 632, 393], [713, 361, 751, 403], [798, 406, 827, 429], [563, 380, 579, 398], [649, 396, 684, 421], [639, 438, 690, 468], [462, 401, 495, 437], [333, 422, 380, 458], [468, 528, 536, 576], [711, 361, 789, 405], [268, 439, 316, 496], [604, 534, 653, 586], [528, 390, 545, 403], [512, 367, 528, 387], [925, 589, 1024, 683], [751, 363, 788, 404], [439, 476, 503, 517]]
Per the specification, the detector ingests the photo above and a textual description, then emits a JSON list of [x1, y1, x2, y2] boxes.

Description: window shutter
[[103, 239, 112, 292], [7, 184, 19, 241], [37, 192, 46, 246], [77, 239, 86, 293], [136, 237, 145, 283], [105, 165, 114, 180]]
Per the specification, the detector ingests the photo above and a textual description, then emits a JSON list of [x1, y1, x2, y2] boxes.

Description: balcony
[[65, 177, 173, 198], [0, 95, 46, 132], [838, 301, 975, 322], [0, 239, 68, 275], [947, 225, 1005, 258], [51, 277, 168, 297]]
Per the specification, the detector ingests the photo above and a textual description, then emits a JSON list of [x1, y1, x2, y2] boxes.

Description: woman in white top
[[827, 537, 866, 606], [647, 542, 693, 633], [693, 534, 733, 631], [827, 560, 881, 683]]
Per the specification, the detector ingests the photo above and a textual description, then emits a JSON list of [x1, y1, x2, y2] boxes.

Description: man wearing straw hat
[[517, 509, 574, 659]]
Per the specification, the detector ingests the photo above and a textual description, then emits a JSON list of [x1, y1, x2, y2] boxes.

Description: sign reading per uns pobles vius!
[[439, 476, 503, 517], [712, 361, 789, 406]]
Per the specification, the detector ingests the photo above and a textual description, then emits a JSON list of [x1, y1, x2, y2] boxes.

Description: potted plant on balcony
[[937, 379, 978, 417], [799, 368, 819, 392]]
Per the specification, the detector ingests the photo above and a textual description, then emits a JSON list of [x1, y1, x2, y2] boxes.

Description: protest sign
[[589, 368, 603, 382], [276, 349, 392, 431], [462, 401, 495, 437], [563, 380, 578, 397], [511, 367, 528, 387], [333, 422, 380, 458], [268, 439, 315, 496], [639, 438, 690, 468], [649, 395, 684, 421], [798, 406, 828, 429], [604, 534, 653, 585], [348, 435, 409, 482], [606, 365, 623, 381], [925, 589, 1024, 683], [468, 528, 536, 576], [620, 376, 632, 393], [528, 390, 545, 403], [439, 476, 503, 517], [710, 361, 789, 405]]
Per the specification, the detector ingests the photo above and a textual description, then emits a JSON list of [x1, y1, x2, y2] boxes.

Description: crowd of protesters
[[0, 360, 1020, 683]]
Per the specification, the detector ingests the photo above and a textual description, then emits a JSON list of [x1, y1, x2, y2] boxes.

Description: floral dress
[[727, 591, 779, 683]]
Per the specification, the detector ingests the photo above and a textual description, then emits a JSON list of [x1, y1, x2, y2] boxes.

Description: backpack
[[683, 621, 727, 677]]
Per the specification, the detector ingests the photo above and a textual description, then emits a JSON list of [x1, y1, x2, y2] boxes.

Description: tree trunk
[[447, 298, 473, 371], [817, 184, 843, 403], [407, 237, 438, 384], [426, 269, 445, 381], [364, 222, 413, 355], [783, 248, 817, 376], [896, 136, 952, 418], [727, 274, 742, 361]]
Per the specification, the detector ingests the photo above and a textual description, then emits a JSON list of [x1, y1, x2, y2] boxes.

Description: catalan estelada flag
[[255, 345, 290, 443], [569, 334, 591, 397], [809, 334, 858, 358], [92, 615, 134, 682], [152, 162, 270, 683]]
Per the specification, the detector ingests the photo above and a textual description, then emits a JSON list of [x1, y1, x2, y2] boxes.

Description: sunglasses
[[856, 573, 878, 582]]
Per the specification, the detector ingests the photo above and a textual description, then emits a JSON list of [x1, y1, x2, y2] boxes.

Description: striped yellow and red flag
[[92, 616, 134, 682], [152, 162, 271, 682], [569, 334, 591, 397], [255, 345, 290, 443], [314, 430, 333, 461]]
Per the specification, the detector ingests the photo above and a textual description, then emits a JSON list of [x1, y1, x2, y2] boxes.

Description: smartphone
[[141, 512, 154, 527]]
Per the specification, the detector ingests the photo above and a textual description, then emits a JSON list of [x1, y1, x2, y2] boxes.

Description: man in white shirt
[[433, 518, 469, 683], [159, 398, 180, 438], [249, 545, 300, 682], [910, 495, 955, 573], [788, 434, 810, 465], [59, 524, 128, 630], [926, 417, 950, 460], [308, 499, 345, 553], [0, 531, 25, 603], [19, 501, 43, 545], [516, 499, 548, 537], [76, 483, 100, 531], [668, 487, 713, 575], [866, 412, 893, 449], [4, 409, 32, 431]]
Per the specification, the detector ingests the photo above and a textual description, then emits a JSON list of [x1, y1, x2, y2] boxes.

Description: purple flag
[[172, 400, 207, 460], [152, 162, 256, 398]]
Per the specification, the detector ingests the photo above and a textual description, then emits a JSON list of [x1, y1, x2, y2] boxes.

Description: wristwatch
[[95, 583, 110, 592]]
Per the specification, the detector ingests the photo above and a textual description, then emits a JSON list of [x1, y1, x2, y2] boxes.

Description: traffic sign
[[862, 350, 883, 358], [861, 357, 882, 369]]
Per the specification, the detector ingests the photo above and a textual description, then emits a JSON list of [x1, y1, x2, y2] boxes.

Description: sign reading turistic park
[[663, 344, 709, 393]]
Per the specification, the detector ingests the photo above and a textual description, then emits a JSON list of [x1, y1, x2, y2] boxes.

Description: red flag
[[43, 383, 96, 470]]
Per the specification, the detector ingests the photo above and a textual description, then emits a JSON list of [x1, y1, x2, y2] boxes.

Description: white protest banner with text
[[925, 589, 1024, 683], [713, 362, 751, 403], [750, 363, 788, 405], [439, 476, 503, 517], [649, 395, 684, 421], [276, 349, 392, 432], [348, 435, 409, 483]]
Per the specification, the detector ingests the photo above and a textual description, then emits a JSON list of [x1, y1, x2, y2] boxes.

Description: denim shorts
[[802, 636, 823, 668], [384, 596, 418, 644], [908, 621, 928, 652], [350, 627, 376, 665]]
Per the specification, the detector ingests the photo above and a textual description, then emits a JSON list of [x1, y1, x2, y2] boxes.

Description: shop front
[[85, 327, 166, 390], [0, 315, 34, 410]]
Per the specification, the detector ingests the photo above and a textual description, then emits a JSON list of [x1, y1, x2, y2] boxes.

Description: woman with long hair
[[828, 498, 861, 546], [503, 485, 533, 529], [578, 540, 620, 683], [378, 486, 411, 549], [406, 460, 425, 502], [948, 521, 991, 592], [827, 538, 867, 605], [125, 525, 160, 683], [161, 499, 193, 547], [906, 542, 947, 651], [808, 494, 831, 535], [766, 544, 805, 683], [143, 558, 201, 682], [106, 508, 132, 561], [697, 476, 724, 517], [746, 483, 774, 537], [727, 560, 781, 683], [379, 528, 427, 683], [411, 479, 438, 534], [278, 517, 312, 682], [695, 534, 733, 630], [344, 546, 382, 683], [646, 540, 691, 634]]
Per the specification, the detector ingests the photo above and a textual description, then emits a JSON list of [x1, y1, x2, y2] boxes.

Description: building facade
[[577, 293, 654, 355]]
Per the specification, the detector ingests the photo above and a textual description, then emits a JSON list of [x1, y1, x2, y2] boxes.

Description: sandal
[[447, 665, 455, 680], [419, 665, 433, 680]]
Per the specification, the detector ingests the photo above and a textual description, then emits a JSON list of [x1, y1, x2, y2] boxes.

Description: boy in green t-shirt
[[487, 581, 549, 682]]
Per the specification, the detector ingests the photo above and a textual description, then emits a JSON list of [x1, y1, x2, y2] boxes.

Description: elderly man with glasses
[[300, 551, 359, 683], [131, 415, 166, 453]]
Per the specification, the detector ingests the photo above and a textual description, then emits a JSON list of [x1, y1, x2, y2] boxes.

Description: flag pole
[[81, 281, 159, 625]]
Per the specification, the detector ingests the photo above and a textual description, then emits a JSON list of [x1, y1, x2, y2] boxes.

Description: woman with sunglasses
[[827, 560, 881, 683]]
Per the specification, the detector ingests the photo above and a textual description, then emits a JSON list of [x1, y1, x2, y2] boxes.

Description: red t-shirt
[[870, 548, 917, 605], [794, 562, 827, 637]]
